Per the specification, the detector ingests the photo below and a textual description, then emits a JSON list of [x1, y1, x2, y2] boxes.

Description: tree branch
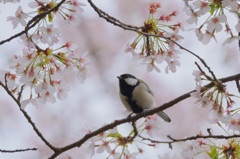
[[1, 73, 240, 158], [48, 72, 240, 158], [0, 76, 57, 152]]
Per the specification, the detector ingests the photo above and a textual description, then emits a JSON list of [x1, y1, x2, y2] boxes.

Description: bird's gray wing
[[138, 79, 154, 96], [139, 79, 171, 122]]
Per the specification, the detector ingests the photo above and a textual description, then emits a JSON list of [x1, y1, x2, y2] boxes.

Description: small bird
[[117, 73, 171, 122]]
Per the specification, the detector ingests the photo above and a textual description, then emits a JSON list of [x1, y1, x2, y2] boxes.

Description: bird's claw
[[126, 113, 134, 122]]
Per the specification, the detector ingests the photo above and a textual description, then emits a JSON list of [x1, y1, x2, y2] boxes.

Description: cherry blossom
[[181, 140, 203, 159], [165, 59, 180, 73], [221, 113, 240, 132], [202, 31, 217, 45], [144, 115, 162, 137], [195, 29, 204, 41], [187, 11, 200, 25], [38, 25, 59, 44], [207, 14, 227, 33], [185, 0, 240, 45], [222, 0, 239, 10], [67, 0, 86, 11], [21, 98, 38, 109], [223, 36, 240, 45], [192, 70, 202, 84], [125, 2, 182, 73], [7, 6, 27, 28], [86, 140, 96, 157], [235, 21, 240, 32], [193, 0, 211, 15], [57, 86, 69, 100], [144, 56, 161, 73], [5, 72, 17, 89], [96, 141, 112, 154]]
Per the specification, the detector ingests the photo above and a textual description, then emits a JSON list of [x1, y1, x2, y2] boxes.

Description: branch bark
[[0, 148, 37, 153]]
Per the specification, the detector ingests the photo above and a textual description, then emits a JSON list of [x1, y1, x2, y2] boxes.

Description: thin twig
[[87, 0, 218, 84], [127, 121, 138, 142], [18, 85, 25, 102], [236, 80, 240, 93], [170, 40, 218, 82], [0, 148, 37, 153], [195, 62, 206, 75], [238, 32, 240, 51], [146, 36, 151, 56], [139, 133, 240, 145], [87, 0, 140, 32], [183, 0, 194, 14], [195, 62, 214, 81]]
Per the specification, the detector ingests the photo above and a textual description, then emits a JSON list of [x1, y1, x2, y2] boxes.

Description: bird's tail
[[157, 111, 171, 122]]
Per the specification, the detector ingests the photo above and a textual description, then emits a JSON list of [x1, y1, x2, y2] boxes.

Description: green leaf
[[48, 13, 53, 22], [207, 146, 219, 159], [107, 132, 121, 138], [209, 4, 216, 15]]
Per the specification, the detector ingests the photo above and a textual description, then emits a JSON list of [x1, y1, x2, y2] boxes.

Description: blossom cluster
[[8, 39, 88, 108], [184, 0, 240, 45], [191, 70, 236, 115], [190, 70, 240, 133], [0, 0, 89, 107], [125, 2, 182, 73], [181, 139, 205, 159], [181, 138, 240, 158], [86, 115, 163, 159], [6, 0, 85, 28]]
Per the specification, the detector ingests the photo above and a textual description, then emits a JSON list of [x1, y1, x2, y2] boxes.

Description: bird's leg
[[141, 109, 148, 117], [127, 112, 134, 122]]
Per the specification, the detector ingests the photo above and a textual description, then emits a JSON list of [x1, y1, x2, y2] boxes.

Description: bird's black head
[[117, 74, 139, 97]]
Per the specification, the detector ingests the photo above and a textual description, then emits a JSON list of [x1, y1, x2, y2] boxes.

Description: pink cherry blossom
[[144, 115, 162, 137], [38, 24, 60, 45], [181, 140, 203, 159]]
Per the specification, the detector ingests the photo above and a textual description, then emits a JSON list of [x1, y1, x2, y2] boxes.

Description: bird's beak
[[117, 76, 121, 80]]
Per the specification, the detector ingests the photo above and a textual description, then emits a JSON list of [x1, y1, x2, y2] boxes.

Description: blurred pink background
[[0, 0, 240, 158]]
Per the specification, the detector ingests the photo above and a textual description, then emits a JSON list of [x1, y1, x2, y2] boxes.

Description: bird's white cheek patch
[[124, 78, 138, 86]]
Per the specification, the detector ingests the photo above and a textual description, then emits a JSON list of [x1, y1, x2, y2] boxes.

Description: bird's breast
[[132, 83, 156, 109]]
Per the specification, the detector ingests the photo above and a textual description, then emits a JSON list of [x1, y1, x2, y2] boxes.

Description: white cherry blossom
[[7, 6, 27, 28], [207, 14, 227, 33]]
